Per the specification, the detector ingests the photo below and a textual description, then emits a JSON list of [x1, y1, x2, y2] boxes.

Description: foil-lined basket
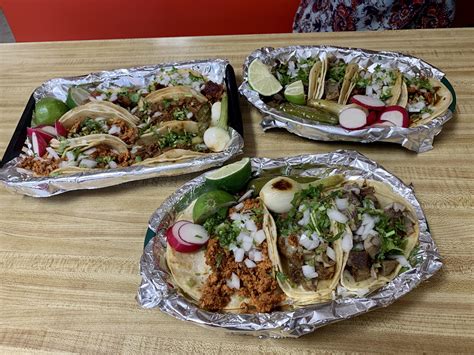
[[137, 150, 442, 338], [239, 46, 456, 153], [0, 59, 243, 197]]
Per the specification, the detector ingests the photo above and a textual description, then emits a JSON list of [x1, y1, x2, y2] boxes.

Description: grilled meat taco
[[137, 85, 212, 135], [347, 65, 402, 105], [318, 56, 360, 104], [165, 197, 285, 313], [59, 101, 139, 145], [337, 180, 419, 293], [398, 76, 452, 127], [130, 120, 207, 165], [262, 178, 349, 305]]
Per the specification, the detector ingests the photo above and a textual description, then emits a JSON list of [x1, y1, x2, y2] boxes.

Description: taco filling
[[68, 116, 137, 145], [272, 184, 346, 292], [365, 65, 401, 104], [323, 58, 347, 102], [339, 182, 416, 285], [199, 198, 285, 312], [404, 76, 442, 123]]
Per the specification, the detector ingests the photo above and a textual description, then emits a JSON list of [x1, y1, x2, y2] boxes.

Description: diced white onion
[[302, 265, 318, 279], [326, 246, 336, 261], [244, 258, 256, 268], [186, 111, 193, 119], [108, 125, 121, 135], [341, 232, 353, 253], [83, 147, 97, 156], [230, 212, 242, 222], [335, 198, 349, 210], [327, 208, 348, 224], [238, 189, 254, 203], [245, 219, 257, 232], [79, 159, 97, 169], [297, 209, 310, 226], [248, 249, 255, 260], [46, 147, 59, 160], [233, 248, 245, 263], [65, 151, 75, 161], [299, 233, 319, 250], [226, 273, 240, 289], [152, 111, 163, 118], [242, 240, 253, 252], [253, 230, 266, 245], [228, 243, 237, 251], [253, 251, 263, 262], [108, 161, 117, 169], [234, 203, 244, 211]]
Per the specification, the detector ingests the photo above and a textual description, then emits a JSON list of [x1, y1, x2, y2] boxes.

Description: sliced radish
[[339, 106, 368, 130], [38, 125, 58, 136], [31, 132, 48, 157], [55, 121, 68, 137], [178, 223, 209, 245], [350, 95, 386, 111], [367, 111, 378, 125], [379, 106, 409, 128], [166, 220, 202, 253], [27, 127, 54, 143]]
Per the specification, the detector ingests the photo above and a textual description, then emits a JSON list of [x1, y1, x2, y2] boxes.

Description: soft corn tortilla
[[339, 179, 419, 293]]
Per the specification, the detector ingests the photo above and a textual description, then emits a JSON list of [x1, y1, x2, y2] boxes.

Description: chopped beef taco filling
[[19, 155, 60, 176], [339, 182, 416, 283], [405, 76, 441, 122], [274, 184, 343, 291], [200, 81, 224, 103], [199, 198, 285, 312], [324, 59, 347, 101]]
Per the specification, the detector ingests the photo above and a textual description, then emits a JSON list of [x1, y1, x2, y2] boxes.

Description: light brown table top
[[0, 28, 473, 354]]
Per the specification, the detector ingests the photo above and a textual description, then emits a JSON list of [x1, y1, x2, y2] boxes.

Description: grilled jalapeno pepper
[[279, 102, 338, 125]]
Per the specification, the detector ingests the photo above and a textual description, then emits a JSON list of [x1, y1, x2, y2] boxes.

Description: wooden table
[[0, 28, 473, 353]]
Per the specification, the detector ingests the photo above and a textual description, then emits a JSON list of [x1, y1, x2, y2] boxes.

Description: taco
[[318, 56, 360, 104], [130, 120, 208, 165], [59, 101, 139, 145], [398, 76, 453, 127], [346, 65, 403, 105], [337, 180, 419, 293], [262, 177, 349, 305], [164, 196, 286, 313], [137, 85, 212, 135]]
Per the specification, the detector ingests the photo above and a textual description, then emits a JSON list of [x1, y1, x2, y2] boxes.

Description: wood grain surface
[[0, 28, 473, 354]]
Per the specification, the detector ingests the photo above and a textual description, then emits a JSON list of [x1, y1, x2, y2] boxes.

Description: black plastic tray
[[0, 64, 243, 168]]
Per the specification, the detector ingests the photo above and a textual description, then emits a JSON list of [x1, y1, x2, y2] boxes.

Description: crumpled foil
[[239, 46, 454, 153], [0, 59, 243, 197], [137, 150, 442, 338]]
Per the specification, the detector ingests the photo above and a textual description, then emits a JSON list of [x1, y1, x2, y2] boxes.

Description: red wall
[[0, 0, 300, 42]]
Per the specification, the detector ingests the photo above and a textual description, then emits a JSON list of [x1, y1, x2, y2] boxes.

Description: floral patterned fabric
[[293, 0, 455, 32]]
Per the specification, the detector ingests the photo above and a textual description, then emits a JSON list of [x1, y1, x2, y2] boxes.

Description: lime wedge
[[205, 158, 252, 193], [33, 98, 69, 126], [248, 59, 282, 96], [193, 190, 236, 224], [284, 80, 306, 104], [66, 86, 91, 109]]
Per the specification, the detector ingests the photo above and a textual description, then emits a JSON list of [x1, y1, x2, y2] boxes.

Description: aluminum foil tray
[[239, 46, 456, 153], [137, 150, 442, 338]]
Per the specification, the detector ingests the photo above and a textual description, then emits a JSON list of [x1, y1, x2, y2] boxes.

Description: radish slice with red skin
[[166, 220, 202, 253], [367, 111, 378, 125], [178, 223, 209, 245], [351, 95, 386, 111], [31, 132, 48, 157], [379, 106, 409, 127], [38, 125, 57, 136], [339, 106, 368, 130], [27, 127, 54, 143], [55, 121, 68, 137]]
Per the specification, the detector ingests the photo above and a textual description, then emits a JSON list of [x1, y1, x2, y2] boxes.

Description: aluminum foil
[[0, 59, 243, 197], [239, 46, 454, 153], [137, 150, 442, 338]]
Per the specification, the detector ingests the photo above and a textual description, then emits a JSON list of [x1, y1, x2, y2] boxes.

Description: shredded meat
[[379, 260, 398, 276], [148, 97, 206, 124], [90, 144, 130, 168], [18, 155, 60, 176], [315, 262, 336, 280], [200, 239, 285, 313], [200, 81, 224, 103], [111, 118, 137, 145]]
